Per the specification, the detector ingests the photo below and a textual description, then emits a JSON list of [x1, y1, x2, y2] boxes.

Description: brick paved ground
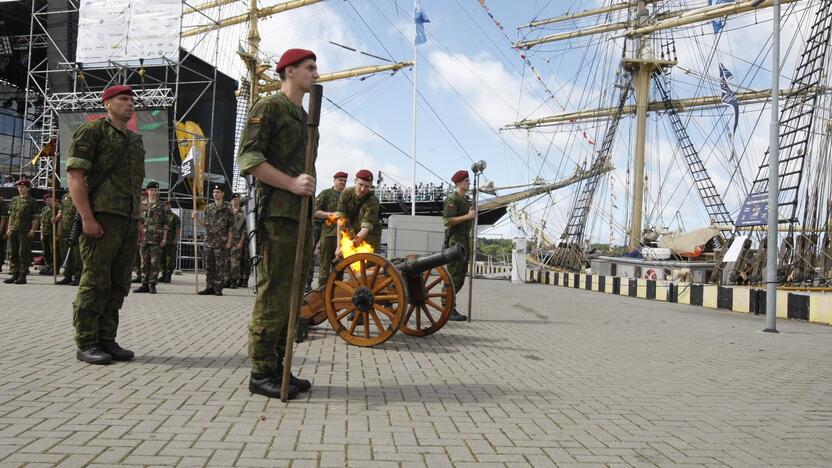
[[1, 272, 832, 467]]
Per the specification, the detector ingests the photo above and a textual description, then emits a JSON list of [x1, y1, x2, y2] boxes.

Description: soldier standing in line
[[0, 192, 8, 273], [313, 171, 346, 287], [159, 199, 180, 283], [67, 84, 145, 365], [134, 181, 167, 294], [197, 185, 233, 296], [237, 48, 318, 399], [132, 189, 148, 283], [38, 193, 60, 276], [334, 169, 382, 256], [442, 170, 476, 322], [56, 191, 81, 285], [4, 178, 38, 284], [227, 193, 247, 289]]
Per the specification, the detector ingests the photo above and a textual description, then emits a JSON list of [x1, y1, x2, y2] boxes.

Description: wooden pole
[[51, 154, 57, 283], [281, 83, 323, 402]]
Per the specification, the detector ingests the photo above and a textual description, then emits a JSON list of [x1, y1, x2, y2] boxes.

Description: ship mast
[[511, 0, 796, 251]]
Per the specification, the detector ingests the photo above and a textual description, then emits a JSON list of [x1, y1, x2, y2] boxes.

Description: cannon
[[301, 243, 467, 347]]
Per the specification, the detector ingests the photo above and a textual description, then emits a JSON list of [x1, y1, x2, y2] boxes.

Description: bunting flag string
[[475, 0, 597, 147]]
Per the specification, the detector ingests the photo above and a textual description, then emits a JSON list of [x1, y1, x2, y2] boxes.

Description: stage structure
[[21, 0, 237, 201]]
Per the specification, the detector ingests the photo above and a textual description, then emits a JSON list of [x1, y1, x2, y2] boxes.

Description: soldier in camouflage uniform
[[4, 178, 38, 284], [132, 190, 147, 283], [67, 85, 145, 365], [197, 185, 233, 296], [56, 192, 82, 285], [335, 169, 381, 256], [0, 193, 7, 272], [227, 193, 247, 289], [313, 171, 346, 286], [160, 200, 180, 283], [134, 182, 167, 294], [38, 193, 60, 276], [442, 170, 476, 322], [237, 48, 318, 400]]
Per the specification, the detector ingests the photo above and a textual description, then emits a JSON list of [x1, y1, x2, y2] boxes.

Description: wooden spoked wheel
[[399, 266, 454, 337], [324, 253, 408, 347]]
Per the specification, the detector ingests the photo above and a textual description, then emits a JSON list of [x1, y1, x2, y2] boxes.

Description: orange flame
[[340, 230, 374, 272], [325, 214, 343, 226]]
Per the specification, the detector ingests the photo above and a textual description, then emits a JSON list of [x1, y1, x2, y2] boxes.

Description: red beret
[[276, 48, 316, 73], [451, 170, 469, 183], [101, 85, 136, 102], [333, 171, 348, 179], [355, 169, 373, 182], [16, 178, 31, 187]]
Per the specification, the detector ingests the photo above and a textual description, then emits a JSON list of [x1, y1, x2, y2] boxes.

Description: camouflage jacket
[[204, 201, 233, 248], [231, 209, 246, 244], [315, 187, 341, 238], [443, 190, 471, 246], [141, 201, 167, 244], [336, 187, 382, 249], [59, 193, 77, 233], [66, 117, 145, 220], [8, 195, 37, 232], [40, 205, 57, 237], [236, 93, 317, 222], [165, 209, 181, 240]]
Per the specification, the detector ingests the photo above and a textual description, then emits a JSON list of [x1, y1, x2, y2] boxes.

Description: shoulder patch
[[248, 117, 261, 125]]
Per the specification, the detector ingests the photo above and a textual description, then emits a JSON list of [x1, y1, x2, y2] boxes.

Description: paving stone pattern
[[1, 273, 832, 467]]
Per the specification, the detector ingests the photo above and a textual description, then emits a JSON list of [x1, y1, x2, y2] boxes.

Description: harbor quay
[[1, 274, 831, 467]]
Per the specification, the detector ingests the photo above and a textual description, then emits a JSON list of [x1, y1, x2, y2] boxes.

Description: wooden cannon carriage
[[301, 243, 467, 347]]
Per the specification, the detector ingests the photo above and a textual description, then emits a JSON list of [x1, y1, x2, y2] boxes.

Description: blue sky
[[182, 0, 819, 243]]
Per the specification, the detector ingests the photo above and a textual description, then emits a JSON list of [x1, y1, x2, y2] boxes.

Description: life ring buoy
[[644, 268, 658, 280]]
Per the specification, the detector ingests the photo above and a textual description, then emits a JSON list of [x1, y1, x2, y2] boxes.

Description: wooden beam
[[181, 0, 323, 37], [258, 61, 414, 94]]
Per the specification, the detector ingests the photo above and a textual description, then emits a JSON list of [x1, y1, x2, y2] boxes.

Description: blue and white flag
[[719, 62, 739, 135], [414, 1, 430, 46], [708, 0, 735, 33]]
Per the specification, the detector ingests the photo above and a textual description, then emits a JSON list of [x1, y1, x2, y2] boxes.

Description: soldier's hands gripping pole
[[281, 83, 323, 402]]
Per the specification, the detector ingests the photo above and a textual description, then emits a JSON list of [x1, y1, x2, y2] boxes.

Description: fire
[[340, 230, 374, 272], [325, 213, 343, 226]]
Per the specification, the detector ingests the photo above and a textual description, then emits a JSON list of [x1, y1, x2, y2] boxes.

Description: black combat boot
[[228, 279, 237, 289], [149, 283, 157, 294], [161, 272, 172, 283], [214, 288, 223, 296], [133, 284, 150, 293], [279, 370, 312, 393], [448, 309, 467, 321], [13, 276, 26, 285], [249, 374, 299, 400], [100, 341, 134, 361], [3, 274, 18, 284], [197, 287, 215, 295], [131, 276, 142, 283], [71, 276, 80, 286], [76, 344, 113, 365], [56, 275, 72, 285]]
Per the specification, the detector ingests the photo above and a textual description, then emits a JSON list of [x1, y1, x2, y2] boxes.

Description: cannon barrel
[[396, 243, 467, 275]]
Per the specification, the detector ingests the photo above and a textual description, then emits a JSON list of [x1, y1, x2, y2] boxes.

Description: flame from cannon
[[340, 229, 374, 272]]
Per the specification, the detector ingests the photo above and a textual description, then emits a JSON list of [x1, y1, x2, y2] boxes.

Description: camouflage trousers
[[0, 235, 5, 267], [132, 246, 141, 277], [59, 233, 81, 278], [42, 234, 60, 271], [73, 213, 138, 347], [443, 240, 469, 307], [229, 243, 249, 282], [140, 242, 163, 285], [318, 235, 336, 287], [162, 242, 177, 273], [204, 245, 228, 290], [248, 217, 312, 375], [8, 231, 32, 276]]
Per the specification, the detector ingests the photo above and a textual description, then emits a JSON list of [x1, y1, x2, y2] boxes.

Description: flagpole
[[411, 45, 417, 216], [764, 0, 780, 333]]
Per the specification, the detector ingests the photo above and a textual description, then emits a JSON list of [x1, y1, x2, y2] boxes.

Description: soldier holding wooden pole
[[236, 48, 320, 400]]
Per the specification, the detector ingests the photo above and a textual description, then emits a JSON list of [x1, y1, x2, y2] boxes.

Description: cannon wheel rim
[[324, 253, 407, 347], [399, 265, 453, 337]]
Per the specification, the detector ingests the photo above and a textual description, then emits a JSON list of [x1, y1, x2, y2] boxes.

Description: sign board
[[735, 192, 769, 227], [722, 235, 749, 263], [76, 0, 181, 65]]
